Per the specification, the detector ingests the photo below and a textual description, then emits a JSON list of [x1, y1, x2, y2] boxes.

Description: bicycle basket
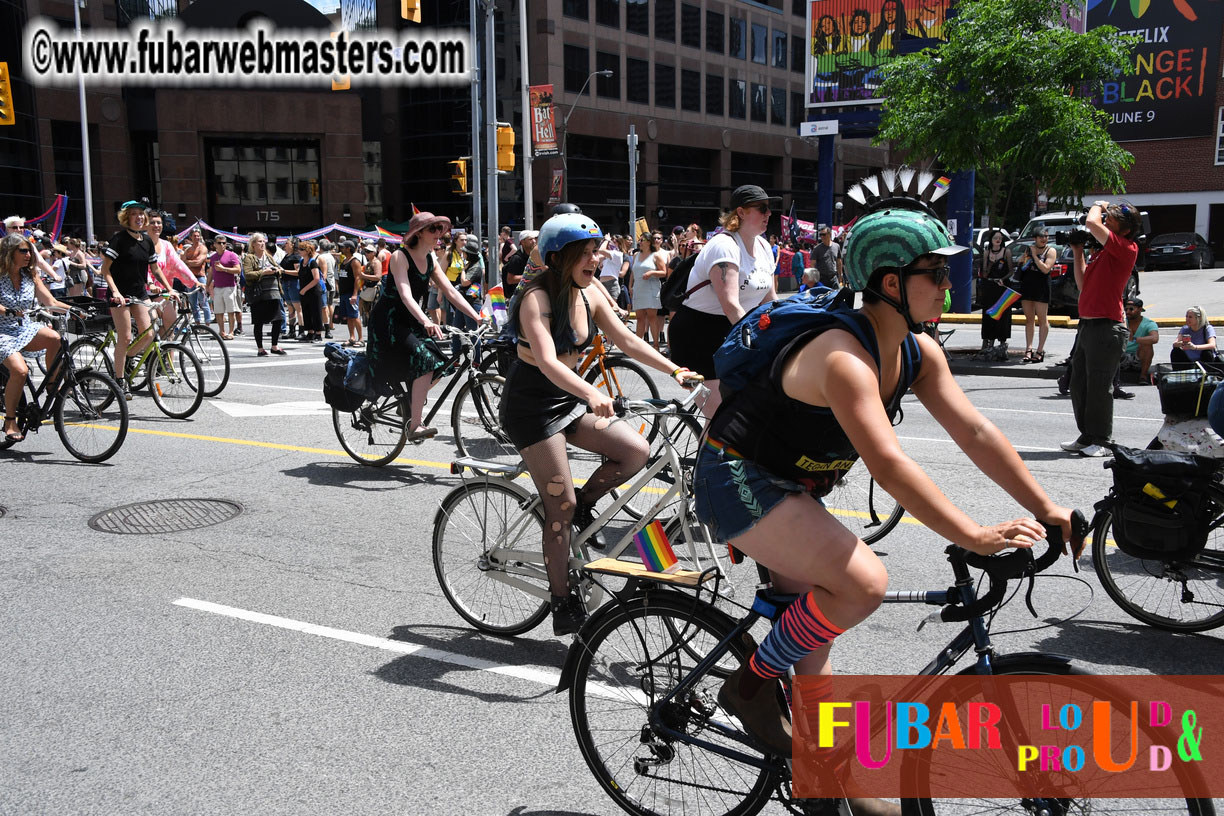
[[1154, 362, 1224, 418], [1106, 444, 1220, 561], [63, 295, 114, 333]]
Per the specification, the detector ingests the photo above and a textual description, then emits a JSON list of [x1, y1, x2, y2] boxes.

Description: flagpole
[[74, 0, 95, 242]]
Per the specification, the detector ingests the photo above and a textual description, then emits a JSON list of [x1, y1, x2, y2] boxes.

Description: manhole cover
[[88, 499, 243, 535]]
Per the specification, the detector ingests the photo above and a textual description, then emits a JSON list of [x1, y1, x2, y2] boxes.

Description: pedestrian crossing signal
[[496, 124, 515, 173], [0, 63, 15, 127], [449, 158, 469, 195]]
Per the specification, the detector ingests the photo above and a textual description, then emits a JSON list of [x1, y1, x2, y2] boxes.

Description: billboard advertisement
[[1088, 0, 1223, 141], [805, 0, 951, 108], [529, 84, 560, 158]]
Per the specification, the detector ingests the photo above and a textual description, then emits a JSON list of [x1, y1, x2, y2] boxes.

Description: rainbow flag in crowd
[[376, 225, 399, 239], [935, 176, 951, 190], [484, 285, 508, 326], [986, 287, 1022, 319], [633, 519, 680, 574]]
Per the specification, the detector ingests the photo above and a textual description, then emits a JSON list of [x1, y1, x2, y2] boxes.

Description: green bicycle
[[68, 296, 205, 419]]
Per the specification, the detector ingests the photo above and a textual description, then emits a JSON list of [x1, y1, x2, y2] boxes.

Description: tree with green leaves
[[875, 0, 1138, 223]]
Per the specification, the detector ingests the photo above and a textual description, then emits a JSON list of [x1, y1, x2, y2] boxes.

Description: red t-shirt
[[1077, 230, 1137, 322]]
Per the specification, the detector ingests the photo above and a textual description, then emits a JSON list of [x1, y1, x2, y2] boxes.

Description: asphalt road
[[3, 328, 1222, 815]]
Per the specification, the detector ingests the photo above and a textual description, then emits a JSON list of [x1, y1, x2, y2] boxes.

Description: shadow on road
[[280, 460, 448, 490], [1031, 618, 1224, 674], [507, 807, 603, 816], [371, 623, 569, 704]]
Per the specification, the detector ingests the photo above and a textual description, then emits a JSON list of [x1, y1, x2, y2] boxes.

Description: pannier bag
[[1103, 444, 1220, 561], [322, 342, 369, 412]]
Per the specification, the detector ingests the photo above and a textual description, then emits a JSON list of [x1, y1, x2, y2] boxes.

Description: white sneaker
[[1080, 444, 1110, 457], [1060, 439, 1087, 452]]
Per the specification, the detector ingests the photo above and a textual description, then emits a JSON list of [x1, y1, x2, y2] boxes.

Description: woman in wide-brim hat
[[366, 211, 482, 440]]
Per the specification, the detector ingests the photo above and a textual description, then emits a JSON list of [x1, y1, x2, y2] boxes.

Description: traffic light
[[401, 0, 421, 22], [0, 63, 15, 127], [448, 158, 469, 195], [496, 123, 515, 173]]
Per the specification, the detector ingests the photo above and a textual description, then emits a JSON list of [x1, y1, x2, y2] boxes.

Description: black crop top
[[516, 288, 596, 356], [708, 314, 923, 497]]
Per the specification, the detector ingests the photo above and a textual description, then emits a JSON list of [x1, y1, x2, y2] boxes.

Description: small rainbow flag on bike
[[633, 520, 680, 574], [935, 176, 951, 190], [986, 287, 1022, 320]]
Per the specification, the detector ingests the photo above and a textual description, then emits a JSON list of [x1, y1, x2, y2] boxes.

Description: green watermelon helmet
[[842, 208, 965, 291]]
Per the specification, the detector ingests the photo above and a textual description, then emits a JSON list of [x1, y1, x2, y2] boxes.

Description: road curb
[[940, 314, 1198, 328]]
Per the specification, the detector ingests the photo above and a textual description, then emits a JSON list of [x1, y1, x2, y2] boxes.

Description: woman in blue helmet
[[501, 212, 703, 635], [694, 195, 1079, 803]]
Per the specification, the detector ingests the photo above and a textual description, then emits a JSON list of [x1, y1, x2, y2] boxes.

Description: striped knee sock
[[748, 592, 845, 680]]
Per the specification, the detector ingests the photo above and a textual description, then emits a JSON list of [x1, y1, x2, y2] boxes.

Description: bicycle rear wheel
[[569, 591, 777, 816], [68, 336, 114, 379], [432, 481, 550, 635], [451, 374, 519, 465], [186, 324, 231, 397], [1090, 495, 1224, 633], [823, 467, 904, 546], [585, 358, 661, 443], [332, 394, 408, 466], [149, 344, 204, 419], [903, 656, 1213, 816], [55, 370, 128, 463]]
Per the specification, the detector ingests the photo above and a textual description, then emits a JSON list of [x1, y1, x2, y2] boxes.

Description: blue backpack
[[713, 286, 874, 393]]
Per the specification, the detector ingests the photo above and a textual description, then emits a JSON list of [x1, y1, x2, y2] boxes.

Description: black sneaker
[[1113, 388, 1136, 400], [234, 326, 244, 335], [551, 593, 588, 636], [573, 500, 608, 551]]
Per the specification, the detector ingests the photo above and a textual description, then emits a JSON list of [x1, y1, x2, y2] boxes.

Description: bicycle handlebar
[[940, 509, 1088, 623]]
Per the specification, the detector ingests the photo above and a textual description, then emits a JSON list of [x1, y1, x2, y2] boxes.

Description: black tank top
[[383, 248, 432, 304], [708, 316, 923, 496]]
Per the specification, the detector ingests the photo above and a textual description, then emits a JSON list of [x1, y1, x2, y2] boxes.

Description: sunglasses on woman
[[907, 265, 950, 286]]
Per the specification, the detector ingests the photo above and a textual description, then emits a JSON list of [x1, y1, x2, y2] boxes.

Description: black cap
[[729, 185, 782, 210], [1125, 297, 1143, 310]]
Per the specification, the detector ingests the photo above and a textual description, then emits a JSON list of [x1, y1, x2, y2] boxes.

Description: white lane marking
[[228, 358, 326, 370], [896, 435, 1049, 452], [978, 406, 1162, 424], [210, 400, 333, 417], [226, 380, 322, 392], [173, 598, 565, 690]]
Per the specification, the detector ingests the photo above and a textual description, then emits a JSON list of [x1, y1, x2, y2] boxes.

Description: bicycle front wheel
[[186, 324, 231, 397], [451, 374, 519, 465], [612, 410, 704, 523], [585, 358, 661, 443], [570, 592, 777, 816], [332, 394, 408, 466], [432, 481, 550, 635], [149, 344, 205, 419], [1090, 496, 1224, 633], [68, 336, 114, 379], [55, 371, 129, 463], [824, 467, 904, 546], [903, 656, 1213, 816]]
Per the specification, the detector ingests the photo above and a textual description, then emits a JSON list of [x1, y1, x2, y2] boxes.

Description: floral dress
[[0, 273, 39, 360], [367, 249, 450, 384]]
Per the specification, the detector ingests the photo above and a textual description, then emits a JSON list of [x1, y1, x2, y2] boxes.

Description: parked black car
[[1145, 232, 1215, 270]]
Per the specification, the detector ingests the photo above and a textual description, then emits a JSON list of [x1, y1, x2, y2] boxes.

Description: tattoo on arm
[[715, 262, 734, 283]]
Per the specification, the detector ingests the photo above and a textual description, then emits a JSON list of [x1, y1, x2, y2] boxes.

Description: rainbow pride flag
[[986, 287, 1021, 319], [376, 225, 399, 239], [633, 520, 680, 574], [935, 176, 951, 190]]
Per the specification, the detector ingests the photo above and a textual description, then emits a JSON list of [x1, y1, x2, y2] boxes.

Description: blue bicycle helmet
[[537, 212, 602, 264]]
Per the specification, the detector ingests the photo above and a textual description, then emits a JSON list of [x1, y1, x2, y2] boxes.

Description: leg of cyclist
[[565, 412, 650, 529], [408, 372, 434, 435], [3, 351, 30, 440], [519, 431, 584, 632], [22, 325, 62, 390]]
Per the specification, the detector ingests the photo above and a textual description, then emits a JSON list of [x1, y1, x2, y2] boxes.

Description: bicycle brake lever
[[916, 610, 941, 632]]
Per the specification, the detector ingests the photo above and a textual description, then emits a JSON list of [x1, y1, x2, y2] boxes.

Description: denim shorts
[[282, 277, 301, 303], [694, 438, 811, 544]]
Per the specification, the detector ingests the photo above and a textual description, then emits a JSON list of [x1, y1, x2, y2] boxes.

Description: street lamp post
[[560, 69, 613, 205]]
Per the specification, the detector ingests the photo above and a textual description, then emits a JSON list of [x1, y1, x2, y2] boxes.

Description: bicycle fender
[[955, 652, 1078, 675]]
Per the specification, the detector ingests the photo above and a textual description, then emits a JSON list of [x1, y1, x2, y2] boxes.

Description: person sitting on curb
[[1121, 297, 1159, 386]]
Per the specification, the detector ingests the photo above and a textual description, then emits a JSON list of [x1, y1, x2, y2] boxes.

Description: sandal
[[1021, 348, 1033, 364], [1032, 350, 1045, 364], [4, 416, 24, 443]]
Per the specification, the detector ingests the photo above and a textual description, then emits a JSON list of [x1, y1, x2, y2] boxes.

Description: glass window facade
[[791, 33, 804, 73], [207, 141, 321, 207], [596, 0, 619, 27], [681, 69, 701, 111], [563, 0, 589, 21], [772, 29, 787, 69], [706, 11, 724, 54], [791, 90, 805, 127], [596, 52, 620, 98], [680, 3, 701, 48], [652, 0, 672, 39], [706, 73, 724, 116], [730, 18, 746, 59], [771, 87, 787, 124], [564, 44, 590, 94], [730, 79, 746, 119], [751, 23, 767, 64], [655, 63, 675, 108], [627, 57, 650, 103], [750, 82, 767, 122], [627, 0, 649, 35]]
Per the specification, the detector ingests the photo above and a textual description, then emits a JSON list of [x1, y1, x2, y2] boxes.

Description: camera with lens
[[1054, 211, 1100, 248]]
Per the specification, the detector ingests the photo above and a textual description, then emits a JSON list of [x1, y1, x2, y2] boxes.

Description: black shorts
[[498, 359, 587, 449], [667, 305, 733, 380]]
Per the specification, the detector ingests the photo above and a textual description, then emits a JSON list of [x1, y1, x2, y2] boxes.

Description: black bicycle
[[559, 512, 1213, 816], [0, 307, 129, 463]]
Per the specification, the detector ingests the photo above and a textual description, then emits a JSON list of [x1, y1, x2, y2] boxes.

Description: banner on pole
[[529, 85, 560, 158], [548, 169, 563, 205]]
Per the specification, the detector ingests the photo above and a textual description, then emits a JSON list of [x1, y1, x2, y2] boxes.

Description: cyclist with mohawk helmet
[[693, 176, 1081, 795]]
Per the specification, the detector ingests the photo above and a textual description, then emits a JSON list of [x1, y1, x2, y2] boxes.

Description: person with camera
[[1060, 201, 1142, 457]]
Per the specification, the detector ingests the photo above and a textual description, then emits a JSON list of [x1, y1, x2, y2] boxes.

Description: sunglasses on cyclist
[[907, 265, 951, 286]]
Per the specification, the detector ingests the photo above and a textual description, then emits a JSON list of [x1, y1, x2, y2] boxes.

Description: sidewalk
[[944, 325, 1075, 380]]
